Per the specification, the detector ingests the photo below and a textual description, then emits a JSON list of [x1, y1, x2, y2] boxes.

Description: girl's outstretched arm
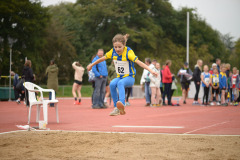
[[135, 60, 157, 77], [87, 56, 106, 71]]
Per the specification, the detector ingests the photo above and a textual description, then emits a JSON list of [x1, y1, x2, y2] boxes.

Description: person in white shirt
[[140, 58, 155, 106], [149, 62, 162, 106]]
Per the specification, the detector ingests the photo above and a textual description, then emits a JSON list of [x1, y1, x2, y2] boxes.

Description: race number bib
[[205, 78, 210, 85], [232, 78, 236, 84], [114, 60, 129, 75], [213, 77, 219, 83]]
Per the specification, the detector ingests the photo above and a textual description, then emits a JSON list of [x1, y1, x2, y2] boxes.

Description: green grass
[[40, 85, 93, 98], [39, 84, 182, 98]]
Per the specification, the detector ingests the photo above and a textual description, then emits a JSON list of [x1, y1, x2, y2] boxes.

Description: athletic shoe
[[145, 103, 150, 106], [16, 100, 21, 104], [216, 102, 221, 106], [221, 103, 228, 106], [150, 104, 156, 107], [74, 101, 79, 105], [117, 101, 126, 115], [109, 108, 120, 116], [183, 101, 186, 104], [234, 102, 238, 106], [156, 103, 161, 107], [125, 102, 131, 106], [210, 102, 215, 106], [192, 101, 200, 105], [201, 103, 206, 106]]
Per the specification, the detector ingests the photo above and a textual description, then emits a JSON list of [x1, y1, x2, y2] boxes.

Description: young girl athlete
[[87, 34, 157, 116]]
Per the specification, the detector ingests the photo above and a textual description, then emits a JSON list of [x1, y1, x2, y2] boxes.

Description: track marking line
[[0, 130, 27, 135], [112, 125, 184, 129], [183, 121, 230, 134]]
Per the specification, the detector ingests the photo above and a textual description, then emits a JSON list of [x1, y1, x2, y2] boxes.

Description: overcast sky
[[41, 0, 240, 41]]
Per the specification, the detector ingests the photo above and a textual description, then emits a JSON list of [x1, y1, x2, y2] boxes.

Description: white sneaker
[[125, 102, 131, 106], [216, 102, 221, 106], [210, 102, 215, 106], [109, 108, 120, 116]]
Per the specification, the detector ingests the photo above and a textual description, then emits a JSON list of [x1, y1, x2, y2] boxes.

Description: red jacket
[[162, 65, 172, 83]]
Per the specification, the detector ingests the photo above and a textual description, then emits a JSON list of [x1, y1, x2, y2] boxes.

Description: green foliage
[[1, 0, 236, 85]]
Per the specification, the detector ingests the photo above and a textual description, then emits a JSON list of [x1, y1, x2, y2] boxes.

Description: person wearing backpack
[[140, 58, 154, 106], [177, 62, 193, 104]]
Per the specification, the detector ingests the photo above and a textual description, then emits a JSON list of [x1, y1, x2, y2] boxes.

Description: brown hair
[[166, 60, 172, 66], [225, 63, 231, 70], [76, 62, 82, 67], [112, 34, 129, 45], [25, 60, 31, 67]]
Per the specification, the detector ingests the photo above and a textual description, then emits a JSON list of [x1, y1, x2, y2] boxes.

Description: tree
[[0, 0, 49, 78]]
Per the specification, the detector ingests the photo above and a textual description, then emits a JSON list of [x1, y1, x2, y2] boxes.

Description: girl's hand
[[151, 71, 158, 77], [87, 64, 92, 71]]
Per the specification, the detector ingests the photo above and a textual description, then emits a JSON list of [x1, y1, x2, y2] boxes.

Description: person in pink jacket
[[162, 60, 173, 105]]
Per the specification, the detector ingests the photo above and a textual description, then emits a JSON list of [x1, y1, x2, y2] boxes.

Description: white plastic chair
[[24, 82, 59, 124]]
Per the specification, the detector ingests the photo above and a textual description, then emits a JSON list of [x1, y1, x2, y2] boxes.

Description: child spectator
[[201, 65, 210, 106], [230, 67, 239, 106], [219, 64, 228, 106], [149, 62, 162, 106], [210, 68, 220, 106], [171, 75, 178, 101], [226, 63, 232, 104]]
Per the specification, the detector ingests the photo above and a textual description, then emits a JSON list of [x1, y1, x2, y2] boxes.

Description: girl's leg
[[203, 87, 206, 104], [221, 90, 225, 104], [151, 87, 156, 105], [77, 85, 82, 103], [156, 87, 160, 104], [206, 87, 209, 104], [72, 83, 77, 99], [117, 77, 135, 105], [110, 78, 121, 107]]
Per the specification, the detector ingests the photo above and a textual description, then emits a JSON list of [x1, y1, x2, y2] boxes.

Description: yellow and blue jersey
[[105, 46, 138, 78], [210, 74, 219, 86]]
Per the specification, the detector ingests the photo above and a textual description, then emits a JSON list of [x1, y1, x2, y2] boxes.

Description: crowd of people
[[11, 33, 240, 117]]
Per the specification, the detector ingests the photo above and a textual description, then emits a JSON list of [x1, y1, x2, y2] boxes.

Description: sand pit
[[0, 131, 240, 160]]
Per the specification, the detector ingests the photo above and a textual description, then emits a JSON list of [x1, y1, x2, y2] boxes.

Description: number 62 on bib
[[114, 60, 130, 75]]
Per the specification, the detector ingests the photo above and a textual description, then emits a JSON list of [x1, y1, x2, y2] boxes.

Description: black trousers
[[163, 83, 172, 105], [125, 87, 132, 102], [203, 87, 210, 104], [194, 81, 200, 101]]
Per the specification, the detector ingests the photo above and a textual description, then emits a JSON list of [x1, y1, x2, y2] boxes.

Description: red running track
[[0, 98, 240, 135]]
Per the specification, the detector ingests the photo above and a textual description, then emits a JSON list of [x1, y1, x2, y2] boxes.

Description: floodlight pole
[[8, 48, 12, 101], [186, 12, 190, 64]]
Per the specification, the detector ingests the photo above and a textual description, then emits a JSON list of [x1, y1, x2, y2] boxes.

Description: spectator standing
[[192, 59, 203, 105], [177, 62, 193, 104], [216, 58, 221, 74], [149, 62, 162, 106], [140, 58, 153, 106], [161, 65, 165, 101], [219, 64, 228, 106], [230, 67, 239, 106], [22, 60, 34, 106], [46, 60, 59, 107], [92, 49, 108, 109], [201, 65, 210, 106], [210, 68, 220, 106], [162, 60, 173, 105], [72, 61, 84, 105], [171, 75, 178, 100], [12, 71, 24, 104]]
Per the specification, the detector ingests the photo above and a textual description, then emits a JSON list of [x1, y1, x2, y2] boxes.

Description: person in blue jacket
[[219, 64, 227, 106], [92, 49, 108, 109]]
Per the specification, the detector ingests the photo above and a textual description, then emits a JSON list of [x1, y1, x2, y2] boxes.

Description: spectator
[[230, 67, 239, 106], [192, 59, 203, 105], [210, 68, 220, 106], [216, 58, 221, 74], [209, 63, 218, 74], [45, 60, 59, 107], [72, 61, 84, 105], [201, 65, 210, 106], [125, 87, 132, 106], [219, 64, 227, 106], [177, 62, 193, 104], [22, 60, 34, 106], [171, 75, 178, 102], [161, 65, 165, 101], [140, 58, 153, 106], [92, 49, 108, 109], [225, 63, 232, 103], [162, 60, 173, 105], [149, 62, 162, 106], [11, 71, 24, 104]]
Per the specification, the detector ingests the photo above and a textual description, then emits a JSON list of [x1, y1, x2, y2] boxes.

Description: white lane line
[[112, 126, 184, 129], [0, 130, 27, 135], [183, 121, 230, 134]]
